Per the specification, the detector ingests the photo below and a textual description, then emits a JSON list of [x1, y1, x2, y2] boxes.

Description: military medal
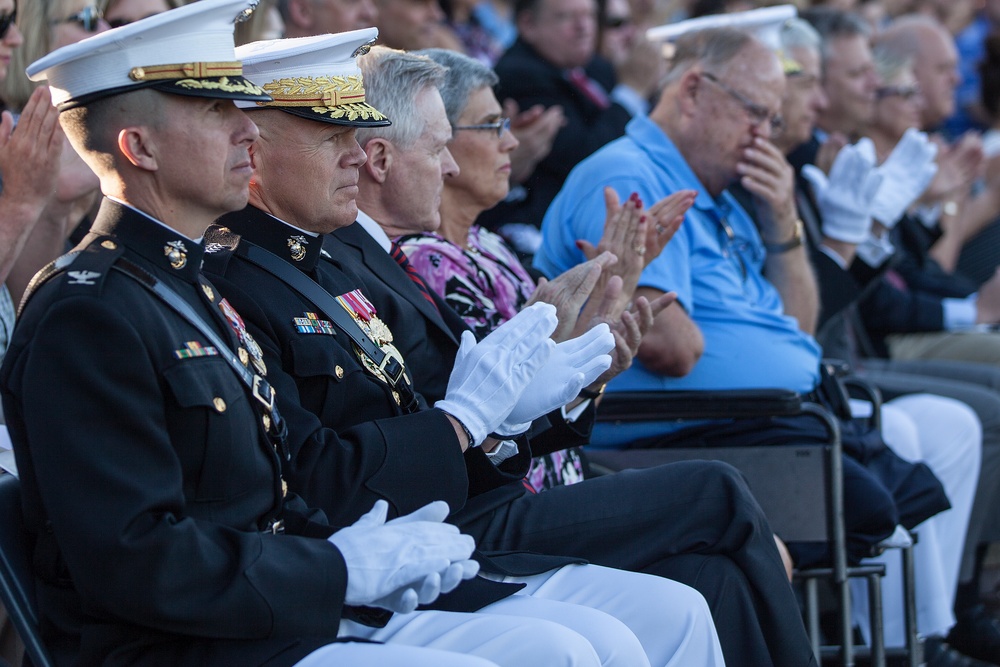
[[218, 298, 267, 375], [174, 341, 219, 359], [335, 289, 406, 385], [287, 235, 308, 261], [293, 312, 335, 335], [164, 240, 188, 269]]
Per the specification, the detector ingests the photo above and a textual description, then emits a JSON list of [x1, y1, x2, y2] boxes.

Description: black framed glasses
[[52, 4, 103, 32], [602, 15, 630, 28], [877, 84, 921, 101], [0, 5, 16, 39], [702, 71, 785, 135], [452, 117, 511, 139]]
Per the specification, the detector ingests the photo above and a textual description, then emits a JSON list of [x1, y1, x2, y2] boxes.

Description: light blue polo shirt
[[536, 115, 822, 447]]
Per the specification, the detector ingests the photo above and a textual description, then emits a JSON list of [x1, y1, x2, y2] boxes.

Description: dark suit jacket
[[480, 39, 632, 229], [1, 201, 349, 666], [327, 222, 596, 459]]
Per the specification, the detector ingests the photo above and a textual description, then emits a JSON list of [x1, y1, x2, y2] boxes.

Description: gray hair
[[874, 14, 946, 65], [356, 46, 447, 148], [872, 41, 913, 87], [800, 8, 870, 64], [663, 27, 754, 84], [414, 48, 499, 126]]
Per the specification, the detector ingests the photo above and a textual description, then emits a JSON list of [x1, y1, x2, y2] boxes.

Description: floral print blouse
[[397, 226, 586, 492]]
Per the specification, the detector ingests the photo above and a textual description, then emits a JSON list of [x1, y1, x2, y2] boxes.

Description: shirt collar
[[355, 209, 393, 253]]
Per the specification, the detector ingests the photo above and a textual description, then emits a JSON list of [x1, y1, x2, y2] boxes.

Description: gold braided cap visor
[[254, 74, 390, 127]]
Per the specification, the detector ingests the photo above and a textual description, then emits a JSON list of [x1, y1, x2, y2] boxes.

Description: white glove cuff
[[434, 403, 485, 447]]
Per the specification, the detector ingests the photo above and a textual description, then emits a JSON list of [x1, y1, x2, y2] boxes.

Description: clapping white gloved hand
[[494, 323, 615, 437], [328, 500, 479, 614], [802, 138, 884, 244], [869, 128, 939, 228], [435, 303, 557, 445]]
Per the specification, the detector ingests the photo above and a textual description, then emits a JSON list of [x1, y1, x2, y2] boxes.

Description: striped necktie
[[390, 241, 440, 314]]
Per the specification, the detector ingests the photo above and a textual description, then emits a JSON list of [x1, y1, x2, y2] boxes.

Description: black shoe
[[948, 605, 1000, 665], [925, 636, 995, 667]]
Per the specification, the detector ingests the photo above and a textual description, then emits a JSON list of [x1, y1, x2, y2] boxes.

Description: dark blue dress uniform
[[203, 207, 580, 611], [0, 200, 359, 666]]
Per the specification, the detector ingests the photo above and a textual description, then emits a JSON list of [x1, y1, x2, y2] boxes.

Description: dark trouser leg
[[463, 461, 816, 667]]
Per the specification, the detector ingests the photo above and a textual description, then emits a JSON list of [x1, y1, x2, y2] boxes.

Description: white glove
[[802, 138, 883, 244], [495, 323, 615, 436], [870, 128, 939, 228], [435, 303, 557, 444], [328, 500, 479, 613]]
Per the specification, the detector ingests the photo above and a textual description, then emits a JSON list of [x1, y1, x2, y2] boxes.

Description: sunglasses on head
[[0, 4, 16, 39], [52, 4, 103, 32]]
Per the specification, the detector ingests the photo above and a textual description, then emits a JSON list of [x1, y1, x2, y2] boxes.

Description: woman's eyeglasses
[[52, 4, 103, 32], [0, 6, 16, 39], [452, 117, 512, 139], [877, 84, 921, 102]]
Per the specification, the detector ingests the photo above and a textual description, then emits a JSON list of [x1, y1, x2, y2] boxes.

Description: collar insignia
[[164, 240, 188, 269]]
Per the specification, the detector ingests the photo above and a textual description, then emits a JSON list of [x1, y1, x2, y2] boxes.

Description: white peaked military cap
[[647, 4, 797, 51], [236, 29, 391, 127], [27, 0, 271, 110]]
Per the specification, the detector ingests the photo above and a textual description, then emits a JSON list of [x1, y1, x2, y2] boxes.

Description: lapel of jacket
[[330, 222, 463, 345]]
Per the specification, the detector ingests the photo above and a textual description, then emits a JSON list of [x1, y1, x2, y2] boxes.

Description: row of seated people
[[0, 3, 823, 666], [388, 11, 1000, 667]]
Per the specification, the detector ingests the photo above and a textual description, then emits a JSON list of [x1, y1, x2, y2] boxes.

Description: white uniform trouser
[[851, 395, 981, 646], [331, 563, 725, 667], [296, 641, 503, 666]]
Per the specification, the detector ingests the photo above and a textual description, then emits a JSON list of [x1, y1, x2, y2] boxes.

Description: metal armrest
[[596, 388, 802, 422]]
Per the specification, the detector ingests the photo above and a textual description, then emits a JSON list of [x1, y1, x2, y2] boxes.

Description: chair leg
[[805, 577, 821, 664], [866, 571, 886, 667], [838, 577, 854, 666], [901, 544, 921, 667]]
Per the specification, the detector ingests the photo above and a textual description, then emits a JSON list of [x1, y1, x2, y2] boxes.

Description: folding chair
[[0, 473, 55, 667], [587, 387, 918, 667]]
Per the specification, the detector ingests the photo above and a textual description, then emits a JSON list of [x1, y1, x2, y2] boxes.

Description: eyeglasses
[[877, 84, 921, 101], [107, 11, 161, 28], [0, 5, 16, 39], [602, 15, 630, 28], [701, 72, 785, 135], [52, 4, 103, 32], [452, 117, 512, 139]]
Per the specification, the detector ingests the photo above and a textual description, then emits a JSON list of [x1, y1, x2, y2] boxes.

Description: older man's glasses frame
[[701, 71, 785, 135], [452, 117, 512, 139]]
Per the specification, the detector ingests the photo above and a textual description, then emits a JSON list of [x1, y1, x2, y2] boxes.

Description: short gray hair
[[414, 48, 499, 125], [664, 27, 754, 84], [356, 46, 447, 148], [800, 8, 870, 64]]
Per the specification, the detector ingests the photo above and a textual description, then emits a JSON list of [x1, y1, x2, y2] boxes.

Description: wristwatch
[[764, 219, 804, 254]]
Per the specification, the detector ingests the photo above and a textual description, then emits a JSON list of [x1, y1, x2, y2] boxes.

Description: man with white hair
[[0, 4, 652, 665]]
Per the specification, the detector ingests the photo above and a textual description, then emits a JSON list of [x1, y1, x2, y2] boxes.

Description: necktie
[[566, 67, 611, 110], [390, 241, 440, 314]]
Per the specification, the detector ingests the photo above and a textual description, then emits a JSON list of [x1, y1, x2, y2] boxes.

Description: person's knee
[[515, 620, 605, 667]]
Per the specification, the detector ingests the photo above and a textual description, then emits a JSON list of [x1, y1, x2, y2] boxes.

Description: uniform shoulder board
[[19, 237, 124, 316]]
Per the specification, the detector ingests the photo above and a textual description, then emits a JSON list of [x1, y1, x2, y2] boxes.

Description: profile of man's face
[[816, 33, 879, 136], [519, 0, 597, 70]]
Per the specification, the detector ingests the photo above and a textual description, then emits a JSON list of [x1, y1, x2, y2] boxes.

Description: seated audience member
[[0, 0, 104, 303], [317, 44, 819, 667], [730, 16, 995, 663], [483, 0, 656, 254], [374, 0, 458, 50], [278, 0, 378, 37], [104, 0, 174, 27], [440, 0, 506, 64], [397, 47, 693, 490], [535, 23, 961, 581], [0, 3, 627, 665], [205, 32, 728, 667]]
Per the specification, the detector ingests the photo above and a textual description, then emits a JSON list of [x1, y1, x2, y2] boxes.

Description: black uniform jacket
[[0, 201, 351, 666], [204, 207, 580, 610]]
